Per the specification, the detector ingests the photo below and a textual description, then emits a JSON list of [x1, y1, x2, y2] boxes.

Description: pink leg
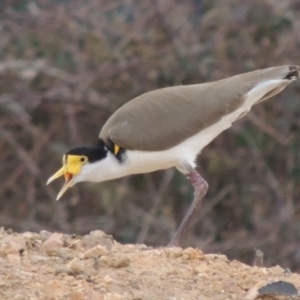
[[168, 169, 208, 247]]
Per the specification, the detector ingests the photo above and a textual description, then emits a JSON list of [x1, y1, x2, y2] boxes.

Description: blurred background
[[1, 0, 300, 270]]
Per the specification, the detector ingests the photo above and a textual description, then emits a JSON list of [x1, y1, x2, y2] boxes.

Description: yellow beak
[[47, 166, 75, 200]]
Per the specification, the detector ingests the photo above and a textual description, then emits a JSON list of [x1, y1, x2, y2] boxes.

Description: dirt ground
[[0, 228, 300, 300]]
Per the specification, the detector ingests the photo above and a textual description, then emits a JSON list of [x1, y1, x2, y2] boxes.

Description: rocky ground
[[0, 228, 300, 300]]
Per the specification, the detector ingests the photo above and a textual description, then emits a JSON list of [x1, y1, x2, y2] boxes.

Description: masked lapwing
[[47, 65, 299, 246]]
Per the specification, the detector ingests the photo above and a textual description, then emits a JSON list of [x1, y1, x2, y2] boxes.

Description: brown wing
[[99, 66, 297, 151]]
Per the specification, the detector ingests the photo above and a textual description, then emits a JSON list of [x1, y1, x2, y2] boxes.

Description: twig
[[233, 125, 286, 203], [136, 170, 174, 244], [247, 112, 294, 146], [198, 184, 233, 220], [0, 124, 40, 176], [0, 59, 76, 84]]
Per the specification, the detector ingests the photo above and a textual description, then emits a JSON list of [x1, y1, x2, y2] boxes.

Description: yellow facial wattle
[[47, 154, 88, 200]]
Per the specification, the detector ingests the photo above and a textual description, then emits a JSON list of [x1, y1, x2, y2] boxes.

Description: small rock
[[42, 233, 63, 256], [70, 286, 102, 300], [6, 253, 21, 264], [23, 232, 40, 240], [182, 247, 204, 260], [260, 268, 268, 275], [101, 254, 130, 268], [137, 244, 148, 250], [76, 274, 91, 281], [216, 254, 229, 262], [284, 268, 292, 274], [103, 293, 123, 300], [205, 254, 226, 261], [103, 275, 113, 284], [39, 230, 53, 242], [30, 254, 48, 263], [67, 258, 85, 275], [163, 247, 183, 258], [0, 281, 6, 288], [23, 232, 42, 250], [70, 291, 85, 300], [13, 294, 25, 300], [82, 230, 114, 250], [270, 265, 285, 274], [0, 235, 26, 257], [239, 278, 257, 291], [55, 266, 70, 276], [150, 249, 162, 256], [194, 263, 210, 275], [82, 245, 108, 259], [67, 239, 81, 250], [6, 228, 13, 234]]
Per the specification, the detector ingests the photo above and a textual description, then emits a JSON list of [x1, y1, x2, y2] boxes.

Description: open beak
[[47, 166, 75, 200]]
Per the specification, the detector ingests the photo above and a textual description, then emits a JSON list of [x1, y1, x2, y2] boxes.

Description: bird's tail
[[284, 65, 299, 80]]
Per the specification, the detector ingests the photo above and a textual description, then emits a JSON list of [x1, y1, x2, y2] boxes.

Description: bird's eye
[[80, 156, 88, 164]]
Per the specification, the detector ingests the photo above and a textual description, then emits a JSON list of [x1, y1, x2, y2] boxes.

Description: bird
[[47, 65, 299, 247]]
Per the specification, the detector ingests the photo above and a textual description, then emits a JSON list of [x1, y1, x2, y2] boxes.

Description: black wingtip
[[285, 65, 299, 80]]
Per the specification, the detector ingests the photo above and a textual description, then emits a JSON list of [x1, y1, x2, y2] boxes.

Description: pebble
[[42, 233, 63, 256], [0, 235, 26, 256], [101, 254, 130, 268], [82, 230, 114, 250], [182, 247, 204, 260], [150, 249, 162, 256], [103, 275, 113, 284], [163, 247, 183, 258], [205, 253, 229, 261], [70, 290, 100, 300], [67, 258, 85, 275], [103, 293, 123, 300], [39, 230, 53, 242], [30, 254, 48, 263], [82, 245, 108, 259], [6, 253, 21, 264]]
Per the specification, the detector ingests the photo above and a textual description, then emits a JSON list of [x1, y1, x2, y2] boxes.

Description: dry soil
[[0, 228, 300, 300]]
